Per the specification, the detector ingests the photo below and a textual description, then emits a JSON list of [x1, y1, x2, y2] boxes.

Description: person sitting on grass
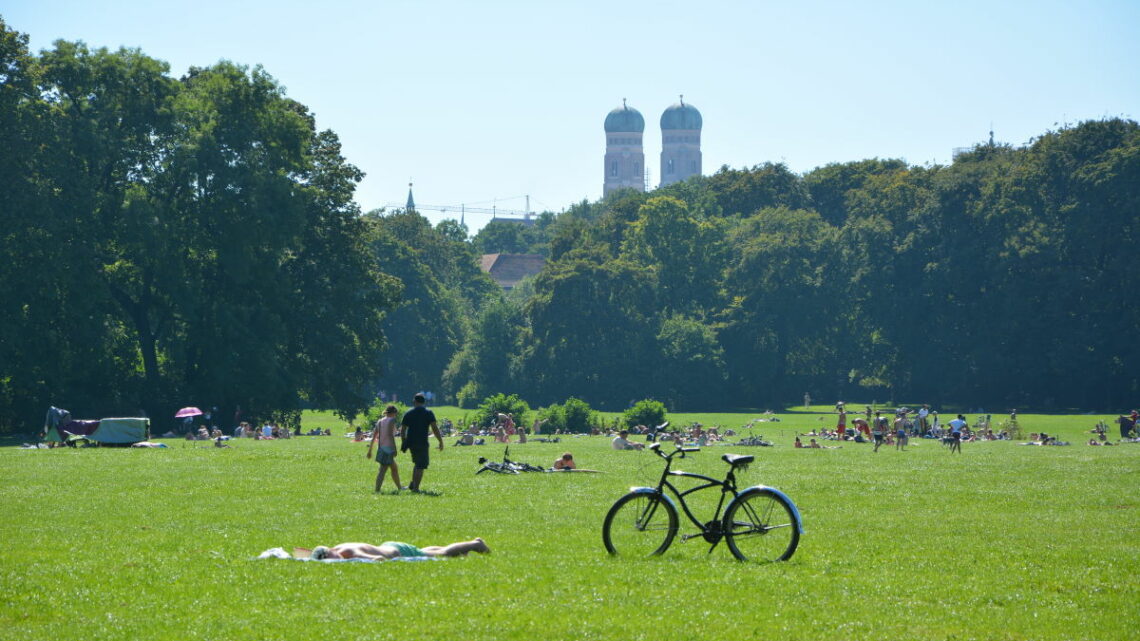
[[612, 430, 644, 450], [553, 452, 577, 470], [310, 538, 490, 561]]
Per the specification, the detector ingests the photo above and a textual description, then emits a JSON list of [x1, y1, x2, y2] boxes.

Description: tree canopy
[[466, 120, 1140, 411], [0, 22, 400, 431]]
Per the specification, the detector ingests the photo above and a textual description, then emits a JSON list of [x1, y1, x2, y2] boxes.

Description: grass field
[[2, 409, 1137, 640]]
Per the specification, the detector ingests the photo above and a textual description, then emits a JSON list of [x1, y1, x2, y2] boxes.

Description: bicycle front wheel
[[723, 488, 799, 562], [602, 492, 678, 556]]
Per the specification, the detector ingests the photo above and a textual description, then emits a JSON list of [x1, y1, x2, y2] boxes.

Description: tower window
[[667, 159, 674, 174], [611, 161, 618, 177]]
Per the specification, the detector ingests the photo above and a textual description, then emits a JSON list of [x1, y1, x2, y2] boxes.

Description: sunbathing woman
[[310, 538, 490, 561]]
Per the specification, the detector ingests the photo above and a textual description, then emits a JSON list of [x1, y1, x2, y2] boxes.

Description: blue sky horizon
[[7, 1, 1138, 233]]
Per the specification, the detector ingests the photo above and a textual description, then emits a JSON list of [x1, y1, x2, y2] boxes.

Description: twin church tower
[[603, 97, 703, 197]]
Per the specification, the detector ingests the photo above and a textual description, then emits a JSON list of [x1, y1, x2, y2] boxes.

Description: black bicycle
[[602, 442, 801, 562], [476, 447, 546, 474]]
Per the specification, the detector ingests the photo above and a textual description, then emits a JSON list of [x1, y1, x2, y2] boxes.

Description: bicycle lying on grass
[[476, 447, 546, 474], [602, 442, 802, 562]]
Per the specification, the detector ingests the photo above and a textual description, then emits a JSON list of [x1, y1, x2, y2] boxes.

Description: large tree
[[522, 245, 657, 408], [0, 30, 399, 431]]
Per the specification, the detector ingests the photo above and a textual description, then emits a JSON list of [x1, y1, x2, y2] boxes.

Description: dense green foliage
[[0, 20, 408, 432], [442, 299, 526, 409], [466, 122, 1140, 412], [537, 396, 596, 433], [623, 398, 667, 429], [474, 392, 530, 429], [2, 410, 1135, 641], [362, 210, 499, 399]]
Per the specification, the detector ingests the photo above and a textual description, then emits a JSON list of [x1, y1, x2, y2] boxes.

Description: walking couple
[[366, 393, 444, 492]]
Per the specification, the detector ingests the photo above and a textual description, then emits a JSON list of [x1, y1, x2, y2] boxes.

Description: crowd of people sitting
[[231, 421, 295, 440], [1022, 432, 1071, 446], [163, 401, 1140, 451], [610, 422, 741, 449], [169, 420, 335, 441]]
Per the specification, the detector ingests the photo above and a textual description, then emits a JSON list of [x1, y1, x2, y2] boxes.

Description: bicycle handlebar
[[650, 442, 701, 459]]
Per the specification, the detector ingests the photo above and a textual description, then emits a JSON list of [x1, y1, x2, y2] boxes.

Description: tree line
[[2, 18, 1137, 433], [457, 121, 1140, 413]]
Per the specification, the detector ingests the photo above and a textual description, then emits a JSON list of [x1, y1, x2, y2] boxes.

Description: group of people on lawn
[[818, 403, 1005, 452], [307, 400, 1140, 562]]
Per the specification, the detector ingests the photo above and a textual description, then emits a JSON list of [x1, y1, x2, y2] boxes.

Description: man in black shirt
[[401, 393, 444, 491]]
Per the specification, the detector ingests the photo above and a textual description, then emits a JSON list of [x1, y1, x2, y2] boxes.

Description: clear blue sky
[[7, 0, 1139, 232]]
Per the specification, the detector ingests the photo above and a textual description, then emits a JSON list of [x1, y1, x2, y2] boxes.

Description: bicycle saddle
[[722, 453, 753, 467]]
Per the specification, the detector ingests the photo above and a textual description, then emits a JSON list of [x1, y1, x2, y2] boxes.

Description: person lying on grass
[[308, 538, 490, 561], [553, 452, 577, 470]]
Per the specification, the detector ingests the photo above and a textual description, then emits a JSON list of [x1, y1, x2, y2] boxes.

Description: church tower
[[659, 96, 702, 187], [603, 100, 646, 196]]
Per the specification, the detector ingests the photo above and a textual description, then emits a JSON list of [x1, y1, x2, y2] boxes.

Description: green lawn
[[1, 410, 1137, 640]]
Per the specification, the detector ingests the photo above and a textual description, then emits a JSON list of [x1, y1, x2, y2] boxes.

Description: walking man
[[401, 393, 444, 491]]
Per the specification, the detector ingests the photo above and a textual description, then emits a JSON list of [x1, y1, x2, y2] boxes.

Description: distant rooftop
[[480, 253, 546, 290]]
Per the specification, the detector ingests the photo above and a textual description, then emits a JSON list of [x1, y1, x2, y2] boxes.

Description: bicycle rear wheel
[[602, 492, 678, 556], [723, 488, 799, 562]]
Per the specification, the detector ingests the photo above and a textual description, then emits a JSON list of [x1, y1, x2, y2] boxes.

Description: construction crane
[[384, 194, 541, 224]]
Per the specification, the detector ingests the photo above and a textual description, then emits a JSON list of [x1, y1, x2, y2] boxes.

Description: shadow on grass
[[374, 489, 444, 497], [408, 489, 444, 497]]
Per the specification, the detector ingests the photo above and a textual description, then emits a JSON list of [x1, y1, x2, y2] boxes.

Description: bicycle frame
[[605, 442, 804, 561], [627, 445, 743, 546]]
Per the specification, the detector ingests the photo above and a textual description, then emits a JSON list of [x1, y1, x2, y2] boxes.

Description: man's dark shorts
[[408, 441, 430, 469]]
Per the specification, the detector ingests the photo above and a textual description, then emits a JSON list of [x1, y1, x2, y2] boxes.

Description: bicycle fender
[[627, 487, 678, 511], [734, 485, 804, 534]]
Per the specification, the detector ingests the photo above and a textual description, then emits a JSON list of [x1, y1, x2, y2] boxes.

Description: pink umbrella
[[175, 407, 203, 418]]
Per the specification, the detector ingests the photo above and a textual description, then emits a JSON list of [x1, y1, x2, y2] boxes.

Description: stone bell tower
[[603, 99, 646, 196]]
